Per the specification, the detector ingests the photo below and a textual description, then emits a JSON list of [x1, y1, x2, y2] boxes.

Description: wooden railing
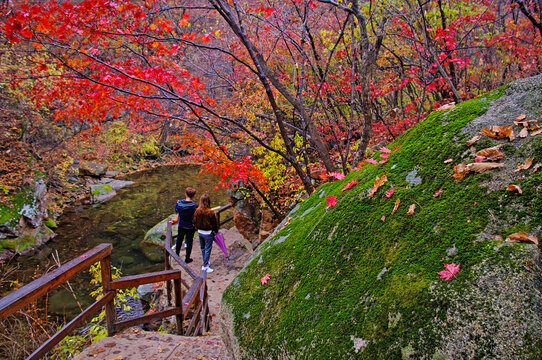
[[163, 202, 233, 335], [0, 203, 235, 358], [0, 243, 183, 360]]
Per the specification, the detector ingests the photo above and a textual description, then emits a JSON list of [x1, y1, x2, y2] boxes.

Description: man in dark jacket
[[171, 187, 197, 263]]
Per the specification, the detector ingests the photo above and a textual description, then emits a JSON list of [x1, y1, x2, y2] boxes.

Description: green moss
[[0, 187, 34, 227], [223, 86, 542, 359], [0, 236, 36, 252], [43, 217, 57, 229]]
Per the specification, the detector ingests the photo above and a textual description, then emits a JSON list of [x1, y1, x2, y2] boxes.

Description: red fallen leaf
[[407, 203, 416, 215], [533, 163, 542, 173], [366, 158, 378, 164], [516, 113, 527, 121], [206, 341, 214, 345], [379, 159, 388, 164], [385, 188, 395, 198], [151, 282, 163, 291], [438, 263, 460, 280], [342, 180, 358, 192], [381, 215, 386, 221], [519, 127, 529, 138], [475, 145, 504, 161], [380, 153, 389, 158], [260, 273, 271, 285], [368, 174, 388, 198], [506, 184, 522, 194], [474, 156, 485, 163], [452, 163, 468, 181], [433, 189, 443, 198], [80, 254, 89, 258], [514, 158, 533, 172], [465, 134, 482, 146], [505, 232, 538, 246], [325, 195, 337, 208], [380, 147, 392, 153], [391, 198, 400, 215], [328, 172, 345, 180], [531, 129, 542, 136], [480, 124, 515, 141]]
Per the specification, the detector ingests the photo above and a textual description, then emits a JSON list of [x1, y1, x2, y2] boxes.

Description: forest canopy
[[1, 0, 541, 212]]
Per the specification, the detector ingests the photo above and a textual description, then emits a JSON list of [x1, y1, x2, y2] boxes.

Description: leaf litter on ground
[[514, 158, 533, 172], [505, 232, 538, 246], [368, 174, 388, 198], [506, 184, 522, 194]]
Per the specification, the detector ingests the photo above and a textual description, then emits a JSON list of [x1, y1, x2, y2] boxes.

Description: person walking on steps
[[193, 194, 218, 273], [171, 187, 198, 263]]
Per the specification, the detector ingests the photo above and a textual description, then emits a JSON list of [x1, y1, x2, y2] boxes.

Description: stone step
[[74, 328, 232, 360]]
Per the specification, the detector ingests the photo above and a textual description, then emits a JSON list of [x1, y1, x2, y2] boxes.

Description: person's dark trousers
[[176, 227, 195, 260], [198, 232, 214, 267]]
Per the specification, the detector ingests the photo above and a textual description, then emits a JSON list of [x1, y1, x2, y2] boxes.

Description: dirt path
[[172, 226, 252, 332]]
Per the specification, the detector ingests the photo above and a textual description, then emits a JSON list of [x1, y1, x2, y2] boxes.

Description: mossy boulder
[[220, 76, 542, 359], [139, 214, 178, 262], [0, 179, 54, 254]]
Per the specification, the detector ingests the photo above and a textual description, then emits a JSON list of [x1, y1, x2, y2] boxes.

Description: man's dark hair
[[185, 187, 196, 198]]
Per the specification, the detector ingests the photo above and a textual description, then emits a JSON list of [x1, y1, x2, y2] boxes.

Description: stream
[[1, 165, 229, 316]]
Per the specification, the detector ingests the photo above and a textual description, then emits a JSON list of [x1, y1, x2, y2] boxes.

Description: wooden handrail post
[[165, 221, 173, 306], [100, 255, 116, 335], [173, 277, 183, 335]]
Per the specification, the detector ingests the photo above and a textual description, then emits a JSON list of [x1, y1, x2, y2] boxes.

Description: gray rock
[[220, 75, 542, 360], [105, 170, 120, 177], [90, 184, 117, 203], [139, 215, 178, 262], [99, 178, 135, 191], [79, 162, 108, 177]]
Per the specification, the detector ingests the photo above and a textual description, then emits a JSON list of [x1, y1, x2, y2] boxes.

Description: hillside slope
[[220, 76, 542, 359]]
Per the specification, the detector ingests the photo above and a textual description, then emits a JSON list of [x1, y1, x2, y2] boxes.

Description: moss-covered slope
[[220, 76, 542, 359]]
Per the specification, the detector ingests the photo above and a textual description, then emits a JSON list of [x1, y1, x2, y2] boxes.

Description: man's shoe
[[185, 258, 193, 264], [206, 266, 214, 273], [201, 265, 208, 271]]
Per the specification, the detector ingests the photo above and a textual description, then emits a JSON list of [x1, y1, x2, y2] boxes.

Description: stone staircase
[[74, 328, 231, 360]]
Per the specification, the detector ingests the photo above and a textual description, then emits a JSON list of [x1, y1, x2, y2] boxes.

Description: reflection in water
[[2, 165, 228, 315]]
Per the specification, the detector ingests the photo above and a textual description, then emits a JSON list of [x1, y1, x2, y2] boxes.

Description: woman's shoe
[[206, 266, 214, 273], [185, 258, 193, 264]]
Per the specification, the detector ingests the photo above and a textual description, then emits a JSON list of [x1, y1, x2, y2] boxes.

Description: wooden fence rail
[[0, 202, 234, 359], [0, 244, 183, 359]]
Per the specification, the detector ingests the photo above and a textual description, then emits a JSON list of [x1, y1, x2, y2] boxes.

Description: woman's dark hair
[[199, 194, 211, 209]]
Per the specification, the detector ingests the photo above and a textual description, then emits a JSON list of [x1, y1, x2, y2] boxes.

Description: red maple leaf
[[325, 195, 337, 208], [260, 273, 271, 285], [342, 180, 358, 191], [328, 171, 345, 180], [385, 188, 395, 198], [438, 263, 460, 280]]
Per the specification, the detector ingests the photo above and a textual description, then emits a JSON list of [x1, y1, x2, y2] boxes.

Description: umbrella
[[214, 232, 229, 257]]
